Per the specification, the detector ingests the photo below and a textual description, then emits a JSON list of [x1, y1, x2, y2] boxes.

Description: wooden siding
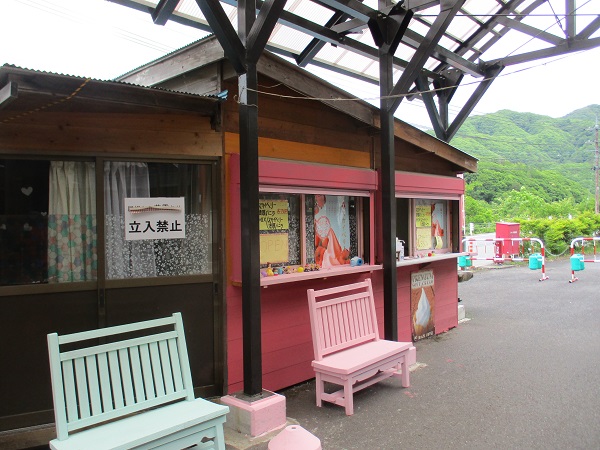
[[0, 113, 221, 157], [158, 65, 222, 97], [222, 78, 374, 155], [224, 132, 370, 167]]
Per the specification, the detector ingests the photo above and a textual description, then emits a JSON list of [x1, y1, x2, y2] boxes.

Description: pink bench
[[307, 278, 414, 415]]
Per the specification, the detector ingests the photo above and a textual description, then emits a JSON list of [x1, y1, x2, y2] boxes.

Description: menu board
[[416, 227, 432, 250], [260, 233, 289, 265], [259, 200, 289, 231], [259, 199, 289, 263], [415, 204, 431, 227]]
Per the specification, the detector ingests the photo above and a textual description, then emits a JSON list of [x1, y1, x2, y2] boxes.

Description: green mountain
[[451, 105, 600, 205]]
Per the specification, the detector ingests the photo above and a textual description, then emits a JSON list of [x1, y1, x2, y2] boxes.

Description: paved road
[[249, 258, 600, 450]]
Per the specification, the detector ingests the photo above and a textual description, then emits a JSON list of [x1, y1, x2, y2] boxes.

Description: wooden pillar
[[238, 63, 263, 395], [379, 47, 398, 341], [238, 0, 262, 396]]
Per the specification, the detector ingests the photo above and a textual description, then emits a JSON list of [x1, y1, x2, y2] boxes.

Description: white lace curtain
[[104, 161, 157, 279]]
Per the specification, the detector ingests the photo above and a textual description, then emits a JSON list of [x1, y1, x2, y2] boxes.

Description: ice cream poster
[[411, 270, 435, 341]]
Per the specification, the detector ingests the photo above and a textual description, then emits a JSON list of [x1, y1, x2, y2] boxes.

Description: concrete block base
[[407, 345, 417, 366], [458, 304, 466, 321], [221, 390, 286, 438]]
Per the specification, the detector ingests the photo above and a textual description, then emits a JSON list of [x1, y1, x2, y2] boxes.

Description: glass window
[[259, 193, 301, 267], [259, 192, 364, 271], [104, 161, 213, 279], [415, 199, 449, 254], [0, 159, 97, 286], [310, 194, 358, 267]]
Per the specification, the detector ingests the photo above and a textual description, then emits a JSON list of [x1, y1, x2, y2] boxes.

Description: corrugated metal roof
[[0, 62, 223, 100]]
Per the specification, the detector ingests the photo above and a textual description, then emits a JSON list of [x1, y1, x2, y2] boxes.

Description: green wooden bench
[[47, 312, 229, 450]]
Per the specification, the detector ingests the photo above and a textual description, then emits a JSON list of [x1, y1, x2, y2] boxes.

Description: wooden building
[[0, 35, 476, 441]]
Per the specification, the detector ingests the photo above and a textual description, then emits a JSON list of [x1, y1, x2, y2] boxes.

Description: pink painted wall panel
[[225, 155, 461, 393], [395, 171, 464, 197], [430, 259, 458, 333], [225, 260, 458, 393]]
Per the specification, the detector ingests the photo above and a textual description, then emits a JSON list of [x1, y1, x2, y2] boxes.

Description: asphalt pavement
[[236, 257, 600, 450]]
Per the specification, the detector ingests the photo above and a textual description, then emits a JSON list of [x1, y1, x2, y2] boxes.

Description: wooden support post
[[379, 47, 398, 341], [239, 64, 263, 396]]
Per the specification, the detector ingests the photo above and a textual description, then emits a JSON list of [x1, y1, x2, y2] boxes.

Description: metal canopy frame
[[110, 0, 599, 140], [107, 0, 600, 397]]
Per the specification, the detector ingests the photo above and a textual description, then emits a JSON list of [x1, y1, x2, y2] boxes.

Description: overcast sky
[[3, 0, 599, 129]]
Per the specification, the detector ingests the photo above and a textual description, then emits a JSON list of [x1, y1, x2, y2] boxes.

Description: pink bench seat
[[307, 278, 414, 415]]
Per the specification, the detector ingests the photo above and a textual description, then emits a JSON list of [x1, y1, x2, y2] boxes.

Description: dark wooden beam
[[485, 36, 600, 67], [446, 65, 503, 142], [373, 0, 412, 342], [247, 0, 287, 63], [415, 75, 445, 140], [403, 0, 440, 11], [577, 16, 600, 40], [297, 11, 347, 67], [109, 0, 213, 32], [238, 0, 264, 397], [494, 17, 563, 45], [566, 0, 576, 40], [151, 0, 179, 25], [195, 0, 247, 74], [380, 45, 398, 342], [219, 0, 444, 81], [389, 0, 464, 112], [315, 0, 376, 22]]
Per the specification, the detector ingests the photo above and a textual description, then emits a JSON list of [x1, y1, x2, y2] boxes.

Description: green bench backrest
[[47, 313, 194, 440]]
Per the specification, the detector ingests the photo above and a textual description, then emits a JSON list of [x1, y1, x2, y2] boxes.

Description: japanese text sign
[[259, 200, 289, 231], [415, 204, 431, 227], [124, 197, 185, 241]]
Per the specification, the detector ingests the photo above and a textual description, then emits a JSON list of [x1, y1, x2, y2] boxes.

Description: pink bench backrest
[[307, 278, 380, 361]]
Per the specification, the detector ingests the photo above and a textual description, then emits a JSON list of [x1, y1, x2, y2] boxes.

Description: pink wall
[[398, 259, 459, 336], [225, 259, 458, 393], [225, 155, 461, 393], [394, 171, 464, 197]]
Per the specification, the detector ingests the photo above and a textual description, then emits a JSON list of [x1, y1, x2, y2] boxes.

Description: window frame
[[410, 198, 452, 256], [0, 154, 220, 294], [259, 186, 371, 270]]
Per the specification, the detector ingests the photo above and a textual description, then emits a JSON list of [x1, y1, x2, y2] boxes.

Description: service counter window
[[258, 190, 369, 277], [396, 197, 458, 259]]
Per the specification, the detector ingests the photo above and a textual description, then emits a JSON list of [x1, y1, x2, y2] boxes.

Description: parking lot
[[254, 257, 600, 449]]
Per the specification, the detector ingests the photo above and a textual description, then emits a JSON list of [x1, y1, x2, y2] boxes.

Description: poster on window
[[259, 200, 289, 231], [411, 270, 435, 341], [431, 202, 445, 249], [260, 233, 289, 265], [259, 200, 290, 264], [415, 204, 431, 227], [314, 194, 351, 267], [124, 197, 185, 241]]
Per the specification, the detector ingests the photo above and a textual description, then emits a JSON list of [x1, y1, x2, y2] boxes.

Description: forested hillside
[[450, 105, 600, 230]]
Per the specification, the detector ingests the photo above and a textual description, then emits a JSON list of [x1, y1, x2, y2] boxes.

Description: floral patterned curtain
[[48, 161, 97, 282]]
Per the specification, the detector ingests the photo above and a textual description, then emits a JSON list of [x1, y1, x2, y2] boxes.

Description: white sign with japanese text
[[124, 197, 185, 241]]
